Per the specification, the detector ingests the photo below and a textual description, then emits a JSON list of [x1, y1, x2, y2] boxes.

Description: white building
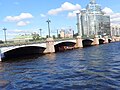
[[111, 24, 120, 36]]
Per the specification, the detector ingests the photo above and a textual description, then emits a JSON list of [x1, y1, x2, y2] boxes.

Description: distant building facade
[[111, 24, 120, 36], [77, 0, 111, 37], [60, 29, 73, 38], [13, 34, 33, 43], [60, 30, 65, 38]]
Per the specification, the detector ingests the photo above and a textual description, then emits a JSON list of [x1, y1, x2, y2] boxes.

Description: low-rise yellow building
[[60, 29, 73, 38]]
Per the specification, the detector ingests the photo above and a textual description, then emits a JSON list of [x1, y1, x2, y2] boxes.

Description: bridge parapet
[[0, 43, 46, 54], [54, 39, 76, 45]]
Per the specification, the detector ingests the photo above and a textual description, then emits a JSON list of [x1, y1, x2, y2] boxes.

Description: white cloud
[[8, 29, 32, 34], [110, 13, 120, 19], [17, 21, 30, 26], [102, 7, 120, 24], [48, 2, 81, 15], [102, 7, 113, 14], [68, 10, 80, 18], [40, 14, 46, 17], [110, 13, 120, 24], [4, 13, 33, 22], [9, 29, 25, 33]]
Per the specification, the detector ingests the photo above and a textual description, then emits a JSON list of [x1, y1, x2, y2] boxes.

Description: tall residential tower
[[77, 0, 110, 37]]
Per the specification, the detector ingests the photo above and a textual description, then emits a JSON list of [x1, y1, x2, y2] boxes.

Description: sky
[[0, 0, 120, 40]]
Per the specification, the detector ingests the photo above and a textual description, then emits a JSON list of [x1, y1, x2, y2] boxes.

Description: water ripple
[[0, 42, 120, 89]]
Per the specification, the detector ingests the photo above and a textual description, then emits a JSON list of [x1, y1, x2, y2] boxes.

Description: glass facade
[[78, 0, 110, 37]]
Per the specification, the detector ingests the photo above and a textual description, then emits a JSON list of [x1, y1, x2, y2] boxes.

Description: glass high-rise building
[[77, 0, 111, 37]]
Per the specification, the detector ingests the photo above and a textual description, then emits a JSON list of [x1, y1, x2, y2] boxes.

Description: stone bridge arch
[[99, 38, 105, 44], [54, 41, 76, 52], [1, 45, 46, 60], [99, 38, 111, 44], [82, 39, 94, 47]]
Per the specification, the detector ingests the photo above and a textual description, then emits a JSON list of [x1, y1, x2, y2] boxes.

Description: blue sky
[[0, 0, 120, 40]]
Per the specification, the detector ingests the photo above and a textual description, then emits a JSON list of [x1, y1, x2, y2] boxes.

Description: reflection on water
[[0, 62, 10, 89], [0, 42, 120, 89], [44, 53, 56, 60], [0, 62, 4, 72]]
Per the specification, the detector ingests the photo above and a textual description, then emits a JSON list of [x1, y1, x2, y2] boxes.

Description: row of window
[[111, 27, 120, 30]]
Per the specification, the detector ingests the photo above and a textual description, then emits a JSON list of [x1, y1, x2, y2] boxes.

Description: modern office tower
[[77, 0, 110, 37]]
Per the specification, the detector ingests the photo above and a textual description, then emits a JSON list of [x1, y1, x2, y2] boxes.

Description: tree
[[73, 33, 78, 38], [58, 34, 60, 38], [0, 40, 4, 44], [52, 35, 56, 39], [46, 35, 49, 38], [31, 33, 40, 40]]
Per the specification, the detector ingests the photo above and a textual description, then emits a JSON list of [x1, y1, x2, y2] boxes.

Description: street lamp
[[46, 19, 51, 38], [39, 29, 42, 37], [3, 27, 7, 43], [57, 29, 59, 38]]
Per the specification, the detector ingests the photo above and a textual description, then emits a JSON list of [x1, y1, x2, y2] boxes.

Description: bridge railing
[[0, 38, 75, 47], [0, 40, 46, 47]]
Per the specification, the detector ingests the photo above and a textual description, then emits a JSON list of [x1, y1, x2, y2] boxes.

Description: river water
[[0, 42, 120, 90]]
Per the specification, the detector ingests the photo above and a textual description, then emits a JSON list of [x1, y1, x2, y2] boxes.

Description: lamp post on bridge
[[3, 27, 7, 43], [39, 29, 42, 37], [46, 19, 51, 38], [57, 29, 59, 38]]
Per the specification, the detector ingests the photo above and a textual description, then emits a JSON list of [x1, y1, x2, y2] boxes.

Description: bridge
[[0, 36, 119, 61]]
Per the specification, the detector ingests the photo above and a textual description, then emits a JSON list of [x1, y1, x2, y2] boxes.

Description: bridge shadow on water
[[3, 55, 43, 62]]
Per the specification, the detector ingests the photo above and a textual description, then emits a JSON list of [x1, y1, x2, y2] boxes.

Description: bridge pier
[[75, 36, 83, 48], [44, 38, 55, 53], [111, 36, 115, 42], [104, 36, 109, 43], [93, 35, 99, 45]]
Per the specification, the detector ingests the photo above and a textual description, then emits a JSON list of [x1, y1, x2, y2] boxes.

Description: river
[[0, 42, 120, 90]]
